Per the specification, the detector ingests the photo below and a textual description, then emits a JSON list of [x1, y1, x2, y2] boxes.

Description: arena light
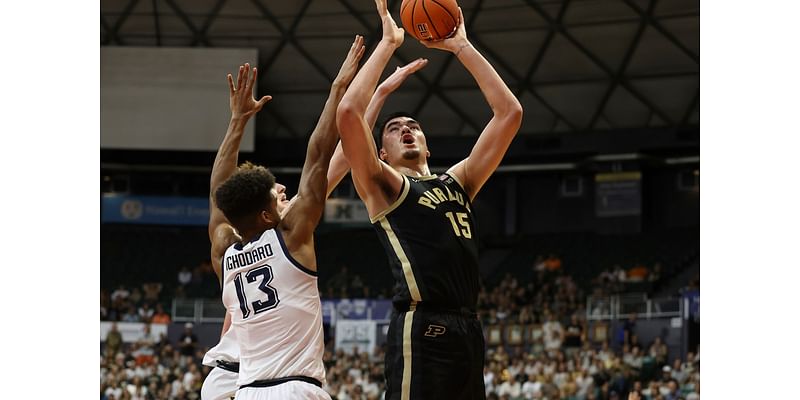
[[591, 153, 642, 162], [665, 156, 700, 165]]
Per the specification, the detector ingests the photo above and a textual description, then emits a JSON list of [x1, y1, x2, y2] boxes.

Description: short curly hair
[[214, 162, 276, 228]]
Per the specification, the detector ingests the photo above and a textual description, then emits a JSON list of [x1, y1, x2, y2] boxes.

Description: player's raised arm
[[422, 8, 523, 200], [325, 58, 428, 198], [336, 0, 407, 217], [281, 35, 365, 250], [208, 63, 272, 281]]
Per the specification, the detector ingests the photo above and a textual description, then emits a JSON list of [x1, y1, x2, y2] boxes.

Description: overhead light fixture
[[591, 153, 642, 162], [665, 156, 700, 165]]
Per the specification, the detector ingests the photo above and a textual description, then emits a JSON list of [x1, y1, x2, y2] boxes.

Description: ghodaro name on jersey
[[225, 243, 274, 271], [417, 185, 471, 212]]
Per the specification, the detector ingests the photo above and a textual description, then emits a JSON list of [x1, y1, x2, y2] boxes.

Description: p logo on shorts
[[424, 324, 446, 337]]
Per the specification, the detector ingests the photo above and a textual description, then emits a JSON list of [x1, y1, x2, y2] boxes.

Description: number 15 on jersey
[[445, 211, 472, 239]]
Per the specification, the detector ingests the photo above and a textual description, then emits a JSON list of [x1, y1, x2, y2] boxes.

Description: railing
[[173, 294, 684, 324], [171, 298, 226, 323], [586, 293, 682, 321]]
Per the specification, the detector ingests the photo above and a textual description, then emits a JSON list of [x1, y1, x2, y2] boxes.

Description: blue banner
[[102, 194, 210, 226], [321, 299, 394, 325]]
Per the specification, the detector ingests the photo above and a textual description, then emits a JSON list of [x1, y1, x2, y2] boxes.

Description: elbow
[[508, 100, 524, 123], [499, 100, 524, 128], [336, 100, 361, 136]]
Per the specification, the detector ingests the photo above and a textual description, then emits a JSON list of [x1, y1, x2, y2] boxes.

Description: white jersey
[[221, 228, 326, 387], [202, 324, 239, 367]]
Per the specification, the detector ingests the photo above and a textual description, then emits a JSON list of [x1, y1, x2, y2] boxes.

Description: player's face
[[381, 116, 429, 164], [272, 182, 290, 215]]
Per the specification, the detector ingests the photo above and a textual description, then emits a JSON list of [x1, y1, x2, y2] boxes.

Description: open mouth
[[401, 133, 414, 144]]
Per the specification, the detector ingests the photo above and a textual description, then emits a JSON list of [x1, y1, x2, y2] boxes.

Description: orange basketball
[[400, 0, 460, 42]]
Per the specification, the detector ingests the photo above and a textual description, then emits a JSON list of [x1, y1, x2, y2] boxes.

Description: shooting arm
[[432, 10, 523, 200], [336, 0, 405, 215]]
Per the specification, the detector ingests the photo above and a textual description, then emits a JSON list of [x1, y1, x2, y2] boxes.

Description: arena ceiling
[[100, 0, 699, 141]]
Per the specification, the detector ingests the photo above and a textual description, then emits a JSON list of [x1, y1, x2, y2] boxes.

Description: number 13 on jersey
[[233, 265, 280, 319], [445, 211, 472, 239]]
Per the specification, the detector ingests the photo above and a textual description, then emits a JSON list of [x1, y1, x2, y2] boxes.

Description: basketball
[[400, 0, 460, 42]]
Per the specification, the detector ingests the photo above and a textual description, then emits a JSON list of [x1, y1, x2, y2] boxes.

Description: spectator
[[178, 323, 198, 357], [627, 264, 649, 282], [142, 282, 162, 303], [134, 323, 158, 365], [177, 266, 192, 287], [496, 371, 522, 399], [564, 314, 584, 354], [151, 303, 171, 325], [126, 376, 147, 399], [328, 265, 350, 293], [103, 376, 124, 399], [669, 358, 687, 384], [663, 378, 680, 400], [484, 366, 496, 396], [533, 255, 547, 272], [111, 285, 130, 303], [682, 352, 698, 375], [542, 313, 564, 352], [521, 373, 541, 399], [350, 274, 365, 298], [649, 263, 662, 283], [105, 322, 123, 357], [121, 306, 140, 322], [641, 380, 660, 399], [183, 362, 201, 393], [624, 346, 643, 371], [544, 254, 562, 272], [172, 287, 187, 302], [649, 337, 668, 367], [138, 302, 154, 323], [101, 290, 111, 321], [628, 333, 642, 351], [129, 287, 143, 305], [620, 314, 637, 346]]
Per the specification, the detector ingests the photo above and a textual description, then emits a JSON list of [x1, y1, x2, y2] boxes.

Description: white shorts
[[201, 367, 239, 400], [234, 381, 331, 400]]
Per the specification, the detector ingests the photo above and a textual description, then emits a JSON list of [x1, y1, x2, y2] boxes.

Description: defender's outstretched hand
[[333, 35, 367, 88], [420, 7, 470, 55], [227, 63, 272, 119], [379, 58, 428, 93]]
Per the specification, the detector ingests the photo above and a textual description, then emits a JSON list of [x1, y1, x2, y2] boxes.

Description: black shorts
[[384, 307, 486, 400]]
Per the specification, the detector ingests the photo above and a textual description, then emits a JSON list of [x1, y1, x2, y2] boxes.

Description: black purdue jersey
[[371, 173, 480, 310]]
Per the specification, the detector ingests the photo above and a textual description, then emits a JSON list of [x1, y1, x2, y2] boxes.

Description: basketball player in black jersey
[[336, 1, 523, 399]]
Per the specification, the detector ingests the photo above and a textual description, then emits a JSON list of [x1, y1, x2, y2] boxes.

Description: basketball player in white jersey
[[201, 48, 428, 399], [201, 312, 239, 400], [203, 35, 365, 399]]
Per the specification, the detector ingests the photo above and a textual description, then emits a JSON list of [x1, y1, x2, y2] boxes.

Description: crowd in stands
[[590, 262, 665, 297], [102, 282, 171, 324], [321, 265, 393, 300], [101, 321, 207, 400], [101, 330, 699, 400], [101, 256, 699, 399], [102, 261, 222, 323]]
